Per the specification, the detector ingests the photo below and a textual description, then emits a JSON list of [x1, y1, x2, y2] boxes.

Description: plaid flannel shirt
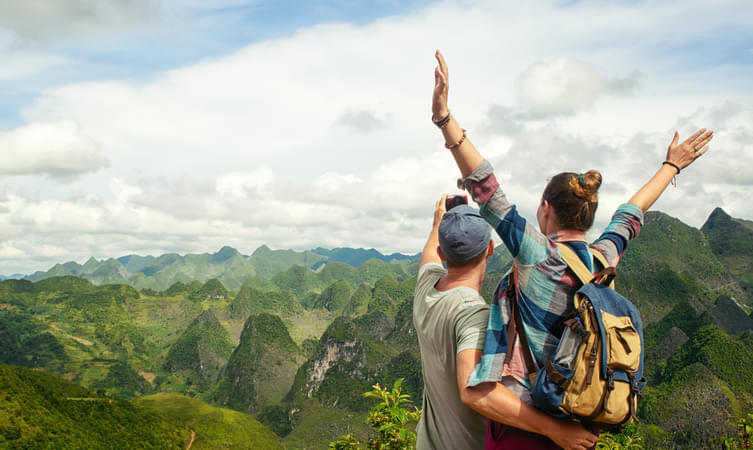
[[464, 160, 643, 391]]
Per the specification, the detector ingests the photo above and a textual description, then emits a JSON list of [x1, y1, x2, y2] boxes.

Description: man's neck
[[435, 265, 485, 293]]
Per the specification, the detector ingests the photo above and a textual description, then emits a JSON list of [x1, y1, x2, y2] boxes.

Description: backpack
[[507, 243, 646, 428]]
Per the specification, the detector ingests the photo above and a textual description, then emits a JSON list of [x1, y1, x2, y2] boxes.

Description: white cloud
[[0, 241, 25, 259], [516, 58, 639, 118], [0, 120, 109, 179], [0, 51, 69, 81], [0, 0, 161, 40], [1, 0, 752, 274]]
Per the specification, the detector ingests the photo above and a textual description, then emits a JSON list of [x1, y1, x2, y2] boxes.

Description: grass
[[135, 393, 283, 449]]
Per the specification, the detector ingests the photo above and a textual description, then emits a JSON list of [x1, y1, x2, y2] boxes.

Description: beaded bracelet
[[445, 129, 467, 150], [432, 110, 451, 128]]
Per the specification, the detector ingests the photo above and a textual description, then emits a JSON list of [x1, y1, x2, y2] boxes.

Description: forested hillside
[[1, 208, 752, 449]]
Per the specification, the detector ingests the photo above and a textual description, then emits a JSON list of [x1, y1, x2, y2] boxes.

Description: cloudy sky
[[0, 0, 751, 274]]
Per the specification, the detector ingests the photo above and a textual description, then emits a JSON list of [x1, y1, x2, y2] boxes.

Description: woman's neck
[[547, 229, 587, 242]]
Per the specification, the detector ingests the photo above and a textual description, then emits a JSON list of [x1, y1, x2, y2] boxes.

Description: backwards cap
[[438, 204, 491, 262]]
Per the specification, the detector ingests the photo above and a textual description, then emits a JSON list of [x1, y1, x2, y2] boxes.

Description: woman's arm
[[628, 129, 713, 212], [433, 50, 483, 178]]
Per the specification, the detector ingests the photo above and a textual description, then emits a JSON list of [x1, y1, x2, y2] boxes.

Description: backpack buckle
[[629, 373, 640, 393]]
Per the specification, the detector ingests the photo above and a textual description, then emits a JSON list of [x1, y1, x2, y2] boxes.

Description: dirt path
[[185, 430, 196, 450], [49, 324, 93, 346]]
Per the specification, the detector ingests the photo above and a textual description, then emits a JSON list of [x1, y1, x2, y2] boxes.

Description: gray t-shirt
[[413, 263, 490, 450]]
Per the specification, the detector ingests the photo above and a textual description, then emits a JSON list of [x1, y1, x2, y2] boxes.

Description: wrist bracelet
[[432, 110, 451, 128], [445, 129, 467, 150], [662, 161, 681, 174]]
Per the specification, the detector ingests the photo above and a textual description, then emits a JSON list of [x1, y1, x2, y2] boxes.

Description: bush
[[711, 413, 753, 449], [330, 378, 421, 450]]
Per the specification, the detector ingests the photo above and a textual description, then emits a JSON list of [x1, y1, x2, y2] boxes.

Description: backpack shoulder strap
[[556, 243, 594, 285], [557, 243, 616, 288]]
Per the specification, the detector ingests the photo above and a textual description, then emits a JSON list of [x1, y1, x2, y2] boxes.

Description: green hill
[[702, 207, 753, 292], [135, 393, 283, 449], [640, 325, 753, 448], [616, 211, 751, 324], [0, 362, 185, 448], [163, 309, 235, 392], [212, 313, 304, 414]]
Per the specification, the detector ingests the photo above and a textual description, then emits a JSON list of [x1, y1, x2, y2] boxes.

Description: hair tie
[[577, 173, 585, 186]]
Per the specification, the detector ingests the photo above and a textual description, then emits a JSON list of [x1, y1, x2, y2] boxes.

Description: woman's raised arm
[[433, 50, 484, 178], [627, 128, 713, 212]]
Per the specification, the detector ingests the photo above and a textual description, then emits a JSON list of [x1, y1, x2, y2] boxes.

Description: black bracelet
[[432, 110, 451, 128], [662, 161, 681, 174]]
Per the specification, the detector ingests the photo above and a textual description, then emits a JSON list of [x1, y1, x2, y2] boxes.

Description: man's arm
[[420, 194, 447, 268], [456, 350, 598, 450]]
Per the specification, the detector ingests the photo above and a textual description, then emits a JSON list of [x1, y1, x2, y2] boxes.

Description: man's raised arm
[[419, 194, 447, 268]]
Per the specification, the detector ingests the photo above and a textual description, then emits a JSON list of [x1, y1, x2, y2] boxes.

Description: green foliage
[[212, 313, 302, 413], [163, 280, 202, 297], [257, 404, 293, 437], [187, 278, 229, 302], [90, 361, 153, 398], [329, 378, 421, 450], [710, 413, 753, 449], [330, 433, 362, 449], [703, 208, 753, 292], [596, 423, 644, 449], [163, 309, 235, 390], [343, 284, 372, 317], [660, 325, 753, 395], [273, 265, 321, 298], [231, 283, 298, 318], [0, 310, 68, 367], [0, 362, 184, 449], [135, 392, 283, 449]]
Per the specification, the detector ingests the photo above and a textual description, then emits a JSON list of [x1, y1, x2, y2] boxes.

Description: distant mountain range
[[13, 245, 418, 291]]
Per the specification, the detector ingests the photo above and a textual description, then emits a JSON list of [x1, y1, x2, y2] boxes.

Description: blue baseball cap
[[438, 204, 492, 262]]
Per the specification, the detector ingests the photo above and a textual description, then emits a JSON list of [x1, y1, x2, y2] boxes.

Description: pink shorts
[[485, 420, 598, 450]]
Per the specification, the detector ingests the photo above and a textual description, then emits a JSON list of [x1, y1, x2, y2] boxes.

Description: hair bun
[[571, 170, 602, 202]]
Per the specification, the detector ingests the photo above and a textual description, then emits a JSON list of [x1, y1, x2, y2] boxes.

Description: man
[[413, 195, 494, 449], [414, 195, 599, 450]]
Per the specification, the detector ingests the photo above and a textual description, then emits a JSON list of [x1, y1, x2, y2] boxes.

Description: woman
[[431, 50, 712, 449]]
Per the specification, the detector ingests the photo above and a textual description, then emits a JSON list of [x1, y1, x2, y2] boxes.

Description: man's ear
[[437, 246, 447, 262], [487, 240, 495, 257]]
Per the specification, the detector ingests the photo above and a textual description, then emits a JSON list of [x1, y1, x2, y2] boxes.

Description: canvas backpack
[[507, 243, 646, 428]]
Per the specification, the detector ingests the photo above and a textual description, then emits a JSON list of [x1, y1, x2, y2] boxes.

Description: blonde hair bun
[[570, 170, 602, 203]]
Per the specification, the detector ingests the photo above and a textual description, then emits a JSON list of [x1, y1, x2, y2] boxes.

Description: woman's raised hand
[[666, 128, 714, 171], [433, 50, 450, 119]]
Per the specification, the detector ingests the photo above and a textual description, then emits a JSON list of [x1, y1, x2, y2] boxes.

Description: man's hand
[[433, 194, 448, 229], [433, 50, 449, 119], [548, 421, 599, 450], [666, 128, 713, 171]]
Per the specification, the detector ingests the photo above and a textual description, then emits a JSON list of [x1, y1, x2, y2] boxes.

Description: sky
[[0, 0, 752, 275]]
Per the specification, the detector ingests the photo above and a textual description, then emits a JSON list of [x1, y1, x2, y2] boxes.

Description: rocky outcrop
[[305, 340, 365, 397], [703, 295, 753, 335]]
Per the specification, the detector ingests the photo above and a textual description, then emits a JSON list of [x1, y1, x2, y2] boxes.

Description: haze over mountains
[[1, 207, 752, 448], [11, 246, 418, 291]]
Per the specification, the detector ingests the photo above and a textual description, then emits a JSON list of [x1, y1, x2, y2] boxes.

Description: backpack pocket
[[531, 362, 574, 419], [601, 310, 640, 372]]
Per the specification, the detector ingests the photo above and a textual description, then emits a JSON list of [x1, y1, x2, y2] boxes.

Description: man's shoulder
[[418, 262, 446, 280]]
